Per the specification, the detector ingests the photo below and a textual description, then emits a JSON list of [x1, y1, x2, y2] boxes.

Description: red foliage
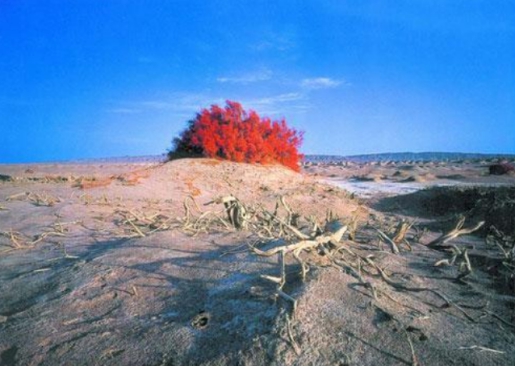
[[170, 100, 304, 171]]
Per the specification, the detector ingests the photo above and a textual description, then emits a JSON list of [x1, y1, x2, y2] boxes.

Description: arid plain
[[1, 157, 514, 365]]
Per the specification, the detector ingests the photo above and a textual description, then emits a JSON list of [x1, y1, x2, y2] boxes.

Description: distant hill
[[30, 152, 515, 165], [53, 154, 169, 164], [304, 152, 515, 163]]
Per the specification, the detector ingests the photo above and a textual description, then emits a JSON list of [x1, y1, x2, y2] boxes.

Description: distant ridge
[[304, 152, 515, 163], [11, 152, 515, 165], [32, 154, 169, 165], [70, 154, 168, 164]]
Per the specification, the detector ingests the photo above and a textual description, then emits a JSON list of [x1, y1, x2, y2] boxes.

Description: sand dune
[[0, 158, 514, 365]]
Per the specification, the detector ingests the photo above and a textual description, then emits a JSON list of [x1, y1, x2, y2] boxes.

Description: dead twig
[[404, 327, 419, 366], [364, 257, 475, 322], [126, 217, 146, 238], [435, 245, 474, 280], [6, 192, 29, 201], [484, 310, 515, 328], [286, 314, 301, 356], [458, 345, 505, 354], [253, 226, 347, 257], [260, 207, 310, 241], [393, 219, 415, 250], [28, 192, 61, 207], [376, 229, 400, 254], [0, 230, 27, 248], [426, 217, 484, 250]]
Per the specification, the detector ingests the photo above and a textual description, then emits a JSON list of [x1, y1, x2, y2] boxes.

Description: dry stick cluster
[[6, 191, 61, 207], [427, 216, 485, 250], [181, 196, 235, 236], [181, 194, 317, 241], [1, 188, 174, 251], [255, 224, 349, 311], [486, 225, 515, 290], [0, 184, 504, 362], [79, 193, 109, 206], [1, 175, 71, 184], [181, 195, 495, 362], [188, 196, 488, 319], [430, 216, 485, 280], [115, 207, 177, 238], [181, 194, 350, 308], [434, 245, 473, 280], [0, 219, 74, 250], [376, 219, 415, 254]]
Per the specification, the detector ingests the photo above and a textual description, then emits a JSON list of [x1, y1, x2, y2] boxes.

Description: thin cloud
[[249, 92, 305, 105], [217, 69, 273, 84], [107, 108, 142, 114], [301, 77, 343, 89], [250, 31, 297, 53], [110, 91, 309, 119], [110, 93, 225, 115], [140, 101, 174, 110], [242, 92, 310, 116]]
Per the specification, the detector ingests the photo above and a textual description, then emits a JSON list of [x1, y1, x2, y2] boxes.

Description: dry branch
[[427, 217, 484, 250], [393, 220, 413, 245], [6, 192, 29, 201], [404, 327, 419, 366], [174, 193, 496, 360], [114, 206, 177, 238], [260, 207, 311, 240], [458, 345, 505, 354], [364, 257, 475, 322], [376, 229, 400, 254], [5, 191, 61, 206], [286, 315, 302, 356], [253, 226, 347, 257]]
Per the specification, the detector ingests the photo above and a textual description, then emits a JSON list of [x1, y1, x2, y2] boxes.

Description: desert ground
[[0, 157, 514, 365]]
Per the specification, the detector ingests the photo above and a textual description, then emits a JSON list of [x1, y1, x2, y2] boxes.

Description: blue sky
[[1, 0, 514, 163]]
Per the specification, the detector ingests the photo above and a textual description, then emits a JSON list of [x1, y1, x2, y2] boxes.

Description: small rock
[[0, 174, 12, 182], [489, 162, 515, 175], [0, 315, 8, 323]]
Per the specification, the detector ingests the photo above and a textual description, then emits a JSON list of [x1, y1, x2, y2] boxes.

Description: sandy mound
[[398, 173, 437, 183], [1, 158, 515, 365], [0, 159, 364, 365], [351, 173, 385, 182]]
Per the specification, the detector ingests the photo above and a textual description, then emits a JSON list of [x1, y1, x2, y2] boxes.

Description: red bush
[[169, 100, 304, 171]]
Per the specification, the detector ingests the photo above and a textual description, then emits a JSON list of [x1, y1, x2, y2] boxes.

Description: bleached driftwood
[[376, 229, 400, 254], [427, 217, 484, 250], [256, 225, 348, 311], [206, 195, 248, 230], [253, 225, 347, 258]]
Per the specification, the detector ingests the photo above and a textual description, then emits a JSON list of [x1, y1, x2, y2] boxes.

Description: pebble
[[0, 315, 8, 323]]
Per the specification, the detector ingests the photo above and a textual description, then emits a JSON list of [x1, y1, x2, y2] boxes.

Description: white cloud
[[301, 77, 343, 89]]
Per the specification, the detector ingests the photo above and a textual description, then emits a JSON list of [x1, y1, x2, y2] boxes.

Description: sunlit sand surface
[[0, 157, 514, 365]]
